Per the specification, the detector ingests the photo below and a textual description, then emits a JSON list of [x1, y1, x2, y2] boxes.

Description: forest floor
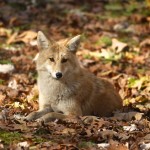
[[0, 0, 150, 149]]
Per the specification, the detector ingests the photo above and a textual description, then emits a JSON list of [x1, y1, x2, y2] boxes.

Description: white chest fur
[[38, 71, 80, 113]]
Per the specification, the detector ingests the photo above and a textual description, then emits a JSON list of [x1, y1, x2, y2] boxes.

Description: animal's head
[[36, 31, 81, 80]]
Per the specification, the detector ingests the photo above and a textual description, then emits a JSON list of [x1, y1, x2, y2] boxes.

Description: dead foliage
[[0, 0, 149, 149]]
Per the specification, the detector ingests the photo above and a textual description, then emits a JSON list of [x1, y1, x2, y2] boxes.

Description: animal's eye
[[61, 58, 68, 63], [49, 58, 55, 62]]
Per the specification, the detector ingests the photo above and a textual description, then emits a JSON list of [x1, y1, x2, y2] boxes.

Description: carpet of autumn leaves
[[0, 0, 150, 149]]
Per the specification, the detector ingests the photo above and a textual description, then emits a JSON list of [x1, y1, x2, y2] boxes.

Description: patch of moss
[[0, 60, 13, 64], [8, 2, 26, 11], [35, 127, 51, 135], [105, 3, 123, 11], [96, 36, 112, 47], [0, 130, 22, 144], [32, 136, 48, 144], [140, 8, 150, 16], [0, 43, 23, 51], [0, 79, 5, 85], [83, 54, 92, 59], [78, 141, 96, 149], [103, 1, 148, 18], [126, 4, 139, 13], [119, 36, 138, 46], [13, 24, 30, 31], [30, 72, 38, 80]]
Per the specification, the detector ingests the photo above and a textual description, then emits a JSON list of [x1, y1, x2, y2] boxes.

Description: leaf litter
[[0, 0, 150, 149]]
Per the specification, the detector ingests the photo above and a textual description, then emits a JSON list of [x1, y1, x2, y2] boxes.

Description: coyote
[[26, 31, 122, 122]]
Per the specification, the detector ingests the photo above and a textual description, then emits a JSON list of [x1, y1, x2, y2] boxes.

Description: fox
[[25, 31, 122, 122]]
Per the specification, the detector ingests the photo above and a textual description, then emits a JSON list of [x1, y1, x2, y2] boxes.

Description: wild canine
[[26, 31, 122, 122]]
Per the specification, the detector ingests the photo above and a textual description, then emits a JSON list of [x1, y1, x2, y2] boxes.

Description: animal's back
[[78, 69, 122, 117]]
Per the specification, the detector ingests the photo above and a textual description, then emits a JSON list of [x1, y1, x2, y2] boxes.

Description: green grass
[[0, 79, 5, 85], [0, 60, 12, 64], [119, 36, 138, 46], [83, 54, 92, 59], [32, 136, 48, 143], [102, 1, 148, 18], [78, 141, 96, 149], [105, 3, 123, 11], [96, 36, 112, 47], [0, 129, 48, 146], [0, 130, 22, 144]]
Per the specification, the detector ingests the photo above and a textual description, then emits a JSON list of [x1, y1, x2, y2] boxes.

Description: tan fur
[[26, 31, 122, 122]]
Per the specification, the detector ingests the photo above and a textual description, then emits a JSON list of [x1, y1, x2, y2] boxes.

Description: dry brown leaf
[[15, 31, 37, 44], [61, 128, 76, 135], [6, 89, 19, 98], [0, 64, 15, 73], [140, 38, 150, 47], [0, 92, 6, 104], [7, 31, 37, 44], [0, 27, 12, 37], [111, 38, 129, 53], [98, 143, 110, 149], [26, 85, 38, 103], [82, 59, 96, 67], [136, 102, 150, 111], [99, 130, 118, 139], [7, 32, 18, 44], [108, 140, 129, 150], [143, 134, 150, 141], [133, 55, 145, 63], [17, 141, 30, 149], [114, 112, 144, 121]]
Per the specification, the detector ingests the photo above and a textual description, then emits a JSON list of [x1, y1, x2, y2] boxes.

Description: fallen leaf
[[140, 142, 150, 150], [128, 77, 148, 90], [123, 124, 137, 132], [8, 79, 18, 90], [0, 144, 4, 149], [143, 134, 150, 141], [0, 64, 15, 73], [62, 128, 76, 135], [7, 31, 37, 44], [17, 141, 30, 148], [113, 22, 129, 32], [140, 38, 150, 47], [15, 31, 37, 44], [111, 38, 129, 53], [0, 27, 12, 37], [107, 140, 129, 150], [0, 92, 6, 102], [0, 109, 9, 120], [97, 143, 110, 149], [114, 112, 144, 121], [99, 130, 118, 139], [7, 31, 18, 44]]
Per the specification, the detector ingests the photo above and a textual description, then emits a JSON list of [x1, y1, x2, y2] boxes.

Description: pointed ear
[[67, 35, 81, 52], [37, 31, 50, 50]]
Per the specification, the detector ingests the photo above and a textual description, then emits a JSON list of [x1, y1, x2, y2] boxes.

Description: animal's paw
[[82, 116, 99, 124], [36, 117, 44, 123], [24, 112, 38, 121], [36, 114, 56, 123]]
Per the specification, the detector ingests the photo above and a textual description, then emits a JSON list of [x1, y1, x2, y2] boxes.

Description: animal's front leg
[[25, 107, 52, 121], [37, 107, 83, 123], [36, 112, 67, 122]]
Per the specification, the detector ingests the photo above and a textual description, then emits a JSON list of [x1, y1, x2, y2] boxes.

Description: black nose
[[56, 72, 62, 79]]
